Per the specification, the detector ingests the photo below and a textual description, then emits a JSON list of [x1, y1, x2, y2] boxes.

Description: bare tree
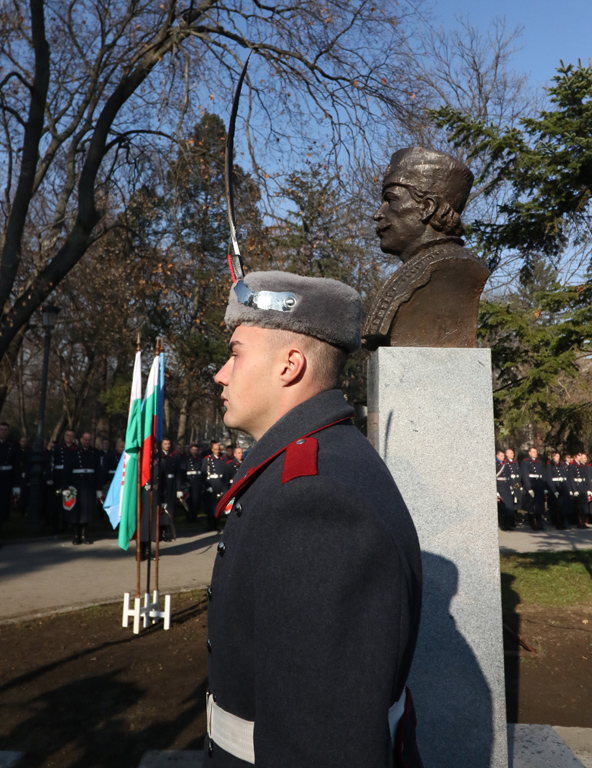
[[0, 0, 425, 410]]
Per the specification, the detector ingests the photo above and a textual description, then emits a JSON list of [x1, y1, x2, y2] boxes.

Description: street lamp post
[[27, 302, 60, 531]]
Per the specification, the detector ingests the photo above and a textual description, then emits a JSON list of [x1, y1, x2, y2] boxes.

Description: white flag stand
[[122, 591, 171, 634]]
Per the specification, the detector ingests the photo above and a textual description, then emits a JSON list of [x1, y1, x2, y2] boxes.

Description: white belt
[[186, 471, 198, 476], [528, 474, 541, 478], [209, 473, 220, 479], [166, 473, 175, 479], [206, 694, 254, 764], [0, 465, 12, 471], [73, 468, 94, 474], [205, 688, 407, 763], [552, 477, 565, 481], [574, 478, 584, 482], [54, 464, 64, 470]]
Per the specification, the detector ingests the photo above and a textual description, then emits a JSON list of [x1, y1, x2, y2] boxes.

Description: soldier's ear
[[278, 347, 306, 387]]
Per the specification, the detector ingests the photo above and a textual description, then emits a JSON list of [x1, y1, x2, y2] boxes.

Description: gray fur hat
[[225, 271, 362, 352]]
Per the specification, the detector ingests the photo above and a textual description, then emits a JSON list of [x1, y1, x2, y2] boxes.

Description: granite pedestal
[[368, 347, 507, 768]]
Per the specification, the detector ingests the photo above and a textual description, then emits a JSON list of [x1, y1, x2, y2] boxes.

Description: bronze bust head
[[363, 147, 490, 350]]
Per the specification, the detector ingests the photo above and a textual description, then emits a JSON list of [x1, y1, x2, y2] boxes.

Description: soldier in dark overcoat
[[201, 442, 230, 531], [204, 271, 423, 768], [520, 447, 546, 529], [545, 452, 571, 529], [63, 431, 101, 544], [567, 452, 590, 528], [504, 448, 522, 523], [156, 438, 181, 540], [46, 429, 77, 531], [0, 422, 22, 536], [182, 444, 202, 522], [496, 451, 515, 529]]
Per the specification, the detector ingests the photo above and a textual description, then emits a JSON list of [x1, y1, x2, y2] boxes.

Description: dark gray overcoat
[[205, 389, 422, 767]]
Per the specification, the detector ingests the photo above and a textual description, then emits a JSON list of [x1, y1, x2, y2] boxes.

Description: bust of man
[[363, 146, 490, 349]]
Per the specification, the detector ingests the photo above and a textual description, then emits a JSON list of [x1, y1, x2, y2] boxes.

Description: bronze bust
[[363, 147, 490, 350]]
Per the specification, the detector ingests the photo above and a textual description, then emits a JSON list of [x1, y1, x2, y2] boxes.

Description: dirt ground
[[1, 591, 592, 768], [504, 601, 592, 727]]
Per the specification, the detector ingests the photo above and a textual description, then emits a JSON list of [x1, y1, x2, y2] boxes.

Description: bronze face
[[374, 184, 427, 262]]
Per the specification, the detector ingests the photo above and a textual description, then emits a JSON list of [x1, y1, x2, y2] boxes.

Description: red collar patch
[[281, 437, 318, 484]]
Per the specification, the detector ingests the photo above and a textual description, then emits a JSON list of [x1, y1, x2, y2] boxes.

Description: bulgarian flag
[[140, 354, 160, 488], [104, 348, 142, 550]]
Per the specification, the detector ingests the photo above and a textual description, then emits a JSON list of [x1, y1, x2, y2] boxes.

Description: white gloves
[[177, 491, 183, 498], [528, 489, 535, 498], [554, 492, 559, 498]]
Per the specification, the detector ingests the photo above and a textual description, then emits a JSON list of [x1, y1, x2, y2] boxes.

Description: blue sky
[[429, 0, 591, 89]]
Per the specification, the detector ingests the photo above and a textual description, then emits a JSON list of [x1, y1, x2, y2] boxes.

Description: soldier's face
[[505, 449, 514, 461], [528, 448, 538, 460], [64, 430, 74, 445], [81, 434, 91, 448], [162, 439, 171, 453], [211, 443, 221, 457], [374, 184, 426, 261], [0, 425, 9, 440], [215, 325, 282, 440], [234, 447, 243, 462], [190, 446, 199, 457]]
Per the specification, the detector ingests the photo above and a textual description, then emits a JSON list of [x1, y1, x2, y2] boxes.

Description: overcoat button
[[207, 639, 212, 653], [235, 502, 242, 517], [296, 439, 306, 444], [208, 740, 214, 756], [217, 541, 226, 555], [207, 586, 212, 600]]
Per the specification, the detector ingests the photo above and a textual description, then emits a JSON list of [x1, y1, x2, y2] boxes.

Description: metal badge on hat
[[225, 56, 298, 313]]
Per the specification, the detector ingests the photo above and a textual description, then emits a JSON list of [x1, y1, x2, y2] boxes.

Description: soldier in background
[[64, 431, 101, 544], [504, 448, 522, 523], [520, 446, 546, 530], [226, 445, 243, 483], [47, 429, 77, 532], [201, 441, 230, 531], [180, 444, 201, 522], [0, 422, 22, 541], [567, 452, 589, 529], [546, 451, 571, 529], [157, 437, 182, 540], [496, 450, 516, 530]]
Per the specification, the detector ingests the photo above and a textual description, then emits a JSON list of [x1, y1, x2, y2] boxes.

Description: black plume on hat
[[225, 271, 362, 353]]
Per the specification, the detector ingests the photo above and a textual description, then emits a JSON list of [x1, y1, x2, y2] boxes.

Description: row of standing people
[[0, 421, 243, 545], [496, 446, 592, 531]]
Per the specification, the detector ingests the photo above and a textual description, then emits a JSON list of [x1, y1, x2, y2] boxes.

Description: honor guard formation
[[0, 419, 244, 551], [496, 446, 592, 531]]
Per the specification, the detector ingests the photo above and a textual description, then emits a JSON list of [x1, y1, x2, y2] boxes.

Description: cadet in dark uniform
[[183, 444, 202, 522], [201, 442, 230, 531], [46, 429, 77, 532], [546, 451, 571, 529], [0, 422, 22, 538], [205, 271, 423, 767], [520, 447, 546, 530], [63, 431, 101, 544], [226, 445, 243, 482], [568, 452, 590, 528], [496, 450, 516, 529], [504, 448, 522, 523], [157, 438, 181, 540]]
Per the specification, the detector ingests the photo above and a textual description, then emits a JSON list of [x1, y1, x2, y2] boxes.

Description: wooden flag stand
[[121, 338, 171, 635]]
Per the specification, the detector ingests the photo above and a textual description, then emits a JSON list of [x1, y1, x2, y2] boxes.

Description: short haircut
[[268, 328, 348, 390]]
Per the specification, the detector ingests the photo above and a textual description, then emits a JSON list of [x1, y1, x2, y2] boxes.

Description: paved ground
[[0, 527, 219, 622], [498, 525, 592, 553]]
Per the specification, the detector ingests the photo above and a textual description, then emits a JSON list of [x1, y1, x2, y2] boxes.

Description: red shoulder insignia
[[281, 437, 318, 484]]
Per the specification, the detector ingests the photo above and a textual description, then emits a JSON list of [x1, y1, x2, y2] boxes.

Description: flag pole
[[146, 339, 158, 595], [135, 333, 142, 600], [155, 338, 163, 594]]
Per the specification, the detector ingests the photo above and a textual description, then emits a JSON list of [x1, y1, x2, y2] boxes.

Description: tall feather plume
[[225, 55, 251, 282]]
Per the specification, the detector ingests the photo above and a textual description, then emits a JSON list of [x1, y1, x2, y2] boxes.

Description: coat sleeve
[[520, 460, 532, 492], [251, 478, 414, 768]]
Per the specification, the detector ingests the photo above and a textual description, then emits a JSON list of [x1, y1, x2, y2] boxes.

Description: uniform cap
[[225, 271, 362, 352], [383, 146, 473, 213]]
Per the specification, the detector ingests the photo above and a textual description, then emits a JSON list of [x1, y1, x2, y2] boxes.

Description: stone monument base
[[368, 347, 507, 768]]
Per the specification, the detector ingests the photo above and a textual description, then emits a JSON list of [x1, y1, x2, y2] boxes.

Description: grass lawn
[[500, 551, 592, 608]]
